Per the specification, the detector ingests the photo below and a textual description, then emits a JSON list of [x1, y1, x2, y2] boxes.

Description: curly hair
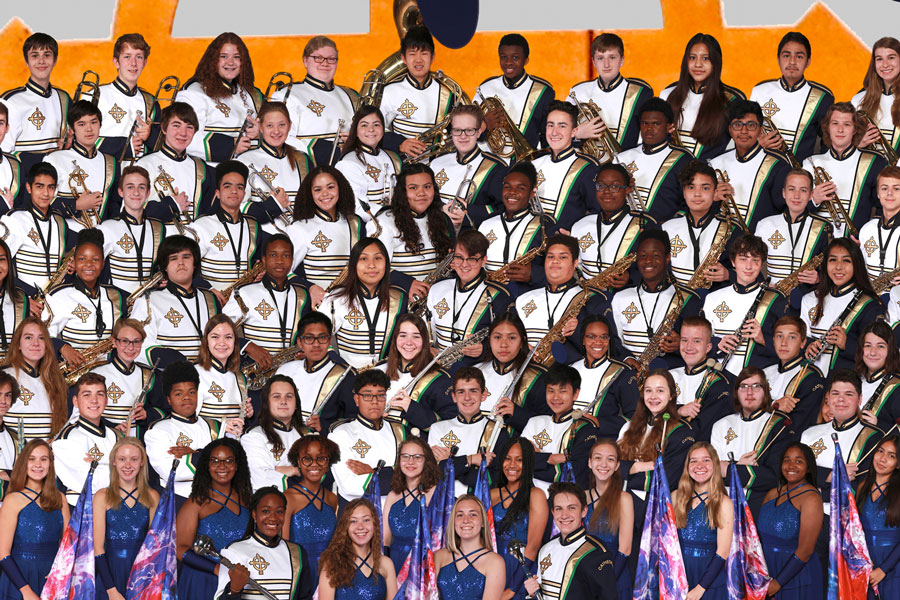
[[191, 32, 255, 100], [389, 437, 441, 494], [189, 438, 253, 507], [666, 33, 728, 146], [287, 434, 341, 473], [292, 165, 357, 221], [619, 369, 682, 462], [494, 437, 537, 536], [319, 498, 384, 589], [257, 375, 305, 457], [388, 163, 452, 257]]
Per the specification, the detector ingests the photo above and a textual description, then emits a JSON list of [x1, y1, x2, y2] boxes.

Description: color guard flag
[[393, 495, 440, 600], [827, 437, 872, 600], [726, 460, 770, 600], [428, 450, 455, 549], [473, 453, 496, 550]]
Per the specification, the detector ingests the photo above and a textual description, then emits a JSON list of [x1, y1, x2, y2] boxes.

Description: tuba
[[857, 110, 899, 165], [359, 1, 423, 107], [568, 92, 620, 164], [474, 88, 537, 161], [74, 70, 101, 105], [265, 72, 293, 101]]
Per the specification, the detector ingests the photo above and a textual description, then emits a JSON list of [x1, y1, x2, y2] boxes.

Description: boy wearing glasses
[[425, 230, 510, 351], [708, 100, 791, 230], [328, 369, 405, 502]]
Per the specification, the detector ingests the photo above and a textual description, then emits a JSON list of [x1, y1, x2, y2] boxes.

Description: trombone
[[761, 116, 801, 168], [247, 162, 292, 230], [327, 119, 346, 166], [74, 70, 100, 106], [264, 72, 293, 101], [154, 165, 199, 241], [67, 160, 100, 228], [857, 110, 899, 165], [714, 169, 750, 234], [811, 161, 858, 237], [149, 75, 181, 153], [568, 92, 620, 164]]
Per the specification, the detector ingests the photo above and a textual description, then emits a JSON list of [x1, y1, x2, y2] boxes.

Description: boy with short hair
[[0, 103, 22, 213], [859, 166, 900, 281]]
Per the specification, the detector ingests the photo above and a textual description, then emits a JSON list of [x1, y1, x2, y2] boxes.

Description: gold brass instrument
[[327, 119, 346, 166], [67, 161, 100, 228], [431, 70, 471, 107], [63, 340, 114, 386], [773, 253, 824, 296], [857, 110, 899, 165], [487, 195, 547, 283], [248, 162, 292, 230], [34, 248, 76, 326], [568, 92, 619, 164], [150, 75, 181, 152], [409, 251, 456, 316], [230, 88, 257, 160], [74, 70, 101, 105], [761, 116, 801, 168], [407, 114, 453, 164], [872, 264, 900, 295], [532, 280, 590, 366], [582, 252, 637, 290], [265, 72, 294, 101], [475, 89, 537, 161], [126, 271, 164, 309], [811, 162, 858, 237], [714, 169, 750, 234], [637, 286, 686, 382], [358, 0, 423, 107], [154, 165, 199, 241], [244, 345, 304, 391], [689, 218, 734, 291], [221, 261, 266, 301]]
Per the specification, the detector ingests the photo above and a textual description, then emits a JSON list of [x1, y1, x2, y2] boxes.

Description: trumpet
[[264, 71, 293, 101], [68, 160, 101, 228], [811, 162, 858, 237], [474, 89, 536, 161], [149, 75, 181, 153], [569, 92, 619, 164], [248, 162, 292, 229], [327, 119, 345, 166], [714, 169, 750, 234], [154, 165, 199, 241], [761, 116, 801, 168], [74, 70, 100, 105], [445, 164, 475, 233], [857, 110, 899, 165]]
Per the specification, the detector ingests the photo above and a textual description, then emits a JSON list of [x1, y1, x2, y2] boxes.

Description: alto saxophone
[[126, 272, 164, 309], [409, 251, 456, 316], [581, 252, 636, 290], [487, 196, 548, 284], [637, 285, 687, 382], [63, 338, 115, 385], [532, 280, 591, 366], [243, 345, 305, 391], [221, 261, 266, 301], [35, 248, 76, 325], [772, 253, 823, 296], [687, 220, 733, 290]]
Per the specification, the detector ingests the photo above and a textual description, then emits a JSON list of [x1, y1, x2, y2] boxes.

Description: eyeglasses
[[595, 183, 627, 192], [357, 392, 387, 403], [451, 255, 484, 266], [584, 334, 610, 341], [301, 333, 331, 345], [738, 383, 764, 392], [209, 457, 236, 466], [451, 127, 478, 137], [730, 121, 760, 131], [115, 337, 143, 347], [400, 453, 426, 462], [309, 55, 338, 65], [300, 455, 330, 466]]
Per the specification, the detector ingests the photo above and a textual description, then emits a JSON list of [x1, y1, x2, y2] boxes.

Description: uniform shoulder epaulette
[[198, 287, 220, 304], [753, 78, 780, 88], [189, 155, 208, 171], [1, 86, 27, 101], [529, 75, 554, 89], [807, 80, 833, 96], [762, 148, 791, 162], [328, 417, 354, 433], [861, 423, 884, 439], [673, 282, 701, 301], [584, 533, 608, 551], [47, 281, 76, 295], [180, 78, 201, 91], [669, 144, 693, 158], [663, 82, 678, 93], [722, 84, 746, 101], [375, 205, 393, 218], [626, 77, 653, 91], [858, 148, 882, 159], [808, 212, 832, 227], [389, 285, 408, 303], [608, 356, 631, 369], [57, 421, 79, 440], [478, 75, 502, 88], [574, 152, 600, 166], [484, 278, 510, 295], [52, 85, 71, 99], [481, 151, 506, 166]]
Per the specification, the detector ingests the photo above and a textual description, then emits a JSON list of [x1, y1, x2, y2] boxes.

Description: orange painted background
[[0, 0, 874, 102]]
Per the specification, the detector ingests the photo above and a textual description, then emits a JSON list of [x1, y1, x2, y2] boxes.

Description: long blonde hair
[[673, 442, 726, 529], [445, 495, 494, 553], [104, 437, 156, 511]]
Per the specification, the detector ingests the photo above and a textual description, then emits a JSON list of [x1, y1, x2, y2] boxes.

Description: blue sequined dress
[[288, 484, 337, 580], [387, 489, 426, 574], [177, 488, 250, 600], [492, 486, 529, 600], [99, 489, 150, 599], [437, 549, 488, 599], [334, 553, 387, 600], [585, 498, 632, 599], [677, 492, 726, 600], [0, 488, 64, 600], [758, 484, 823, 600], [859, 484, 900, 600]]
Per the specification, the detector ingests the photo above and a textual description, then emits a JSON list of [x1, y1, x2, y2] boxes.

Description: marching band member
[[800, 238, 884, 376], [0, 104, 22, 213], [214, 487, 315, 600], [0, 33, 70, 195], [852, 37, 900, 159], [478, 34, 554, 154], [859, 165, 900, 280], [0, 239, 33, 358], [568, 33, 653, 151], [52, 373, 118, 505], [335, 106, 401, 218], [176, 438, 252, 600], [223, 233, 311, 354], [750, 32, 834, 163], [856, 321, 900, 433], [195, 314, 252, 432], [426, 230, 510, 350], [0, 440, 69, 599], [0, 372, 19, 479], [428, 104, 506, 226], [318, 238, 407, 369], [328, 369, 405, 502], [524, 482, 617, 600], [660, 33, 745, 159], [275, 36, 359, 167], [764, 316, 826, 436], [241, 375, 307, 492], [571, 162, 650, 284], [802, 102, 886, 236], [856, 435, 900, 599], [530, 101, 599, 232], [287, 165, 365, 292], [236, 102, 311, 233], [3, 317, 68, 441], [95, 34, 155, 163], [93, 437, 159, 600], [178, 32, 262, 166]]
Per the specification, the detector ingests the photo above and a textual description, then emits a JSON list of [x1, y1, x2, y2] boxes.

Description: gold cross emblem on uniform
[[311, 231, 332, 252], [87, 444, 105, 461], [214, 100, 231, 117], [72, 304, 92, 323], [255, 299, 274, 319], [107, 382, 124, 404], [176, 432, 192, 447], [761, 98, 780, 118], [724, 427, 737, 445], [807, 306, 820, 323], [434, 168, 449, 189], [272, 447, 284, 461], [209, 382, 226, 401], [345, 307, 365, 329], [670, 235, 686, 258], [434, 298, 450, 318], [108, 103, 127, 124], [485, 231, 497, 244], [352, 438, 371, 458], [398, 99, 418, 118], [27, 228, 40, 245], [768, 230, 785, 250], [539, 555, 552, 574], [532, 429, 552, 451], [28, 107, 45, 130], [155, 170, 174, 193], [522, 299, 537, 317], [259, 165, 277, 184], [864, 237, 878, 257], [164, 307, 184, 327], [116, 234, 135, 253], [440, 430, 460, 448], [810, 438, 827, 457], [19, 386, 34, 406], [306, 100, 325, 117], [624, 161, 638, 175], [621, 302, 641, 324], [365, 164, 381, 182], [210, 233, 229, 251], [713, 301, 732, 322], [536, 170, 545, 188], [578, 232, 595, 252], [249, 553, 270, 575]]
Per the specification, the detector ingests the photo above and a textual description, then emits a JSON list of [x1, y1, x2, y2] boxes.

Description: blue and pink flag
[[393, 495, 440, 600], [726, 460, 770, 600], [827, 438, 872, 600], [363, 460, 386, 550], [41, 462, 97, 600], [633, 454, 688, 600], [473, 454, 496, 551], [427, 451, 455, 549], [126, 460, 179, 600]]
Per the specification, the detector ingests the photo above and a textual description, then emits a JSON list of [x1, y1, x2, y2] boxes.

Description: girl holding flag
[[857, 435, 900, 599]]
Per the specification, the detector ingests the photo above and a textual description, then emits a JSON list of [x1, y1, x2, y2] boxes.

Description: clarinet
[[807, 287, 867, 364], [861, 374, 895, 413]]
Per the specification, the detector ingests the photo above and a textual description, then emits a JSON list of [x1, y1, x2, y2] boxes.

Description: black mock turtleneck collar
[[642, 140, 670, 155], [26, 79, 52, 98], [547, 278, 578, 294], [161, 143, 187, 161], [780, 77, 807, 92], [166, 281, 195, 298], [77, 416, 106, 437], [457, 147, 481, 165], [735, 144, 763, 163], [73, 141, 97, 159], [832, 416, 860, 432], [828, 146, 856, 161], [561, 527, 587, 546], [404, 73, 433, 90], [252, 530, 282, 548], [503, 72, 528, 89], [113, 77, 138, 96], [457, 271, 485, 292], [357, 414, 383, 430], [304, 75, 334, 92], [597, 74, 624, 92], [171, 412, 198, 424], [260, 139, 286, 159], [551, 146, 576, 163]]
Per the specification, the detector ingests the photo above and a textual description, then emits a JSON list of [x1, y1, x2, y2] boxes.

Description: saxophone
[[581, 252, 636, 290], [637, 285, 687, 382], [62, 338, 115, 385], [487, 196, 548, 284], [772, 253, 823, 296], [871, 265, 900, 295], [687, 220, 734, 290], [221, 261, 266, 301], [35, 248, 76, 326], [126, 272, 164, 309], [532, 280, 591, 366], [243, 345, 305, 391], [409, 251, 456, 316]]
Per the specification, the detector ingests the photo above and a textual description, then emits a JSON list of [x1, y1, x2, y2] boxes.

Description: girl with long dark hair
[[336, 106, 402, 218], [855, 321, 900, 432], [853, 37, 900, 157], [857, 436, 900, 598]]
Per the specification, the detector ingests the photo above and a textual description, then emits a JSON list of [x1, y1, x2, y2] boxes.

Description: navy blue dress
[[859, 483, 900, 600], [288, 484, 337, 581], [758, 484, 823, 600], [98, 488, 150, 599], [177, 488, 250, 600], [0, 488, 64, 600], [334, 553, 387, 600], [387, 489, 426, 575], [585, 496, 632, 599], [492, 486, 529, 600], [437, 548, 488, 599], [677, 492, 726, 600]]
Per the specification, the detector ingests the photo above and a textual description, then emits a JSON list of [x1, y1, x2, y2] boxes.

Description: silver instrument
[[193, 535, 279, 600], [328, 119, 346, 166], [248, 162, 292, 229]]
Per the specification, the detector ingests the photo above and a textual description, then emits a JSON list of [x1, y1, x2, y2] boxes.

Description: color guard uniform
[[193, 210, 263, 291], [135, 144, 215, 220], [52, 417, 118, 505], [617, 416, 695, 498], [661, 206, 734, 287], [381, 73, 456, 141], [318, 286, 407, 369], [223, 276, 311, 354], [613, 140, 691, 223], [377, 209, 451, 279], [144, 412, 219, 498], [0, 153, 22, 214], [2, 363, 56, 441], [425, 271, 510, 349], [43, 281, 125, 349], [707, 143, 789, 229], [755, 209, 832, 286], [427, 413, 509, 497], [568, 74, 654, 150], [570, 356, 638, 439], [533, 527, 617, 600], [335, 144, 402, 219], [97, 211, 166, 293], [43, 141, 120, 231], [531, 147, 598, 231], [476, 71, 555, 152], [377, 361, 454, 431], [241, 422, 304, 492], [328, 415, 404, 501], [802, 147, 885, 236], [95, 78, 158, 162], [286, 210, 365, 289], [668, 362, 733, 442], [763, 355, 826, 436], [750, 77, 833, 162], [130, 282, 220, 363], [196, 360, 248, 421], [273, 352, 355, 430], [1, 204, 72, 293], [214, 533, 314, 600], [858, 213, 900, 281], [428, 147, 506, 226], [236, 140, 311, 233], [851, 87, 900, 157], [570, 207, 647, 279], [659, 83, 744, 159], [477, 207, 546, 288], [520, 409, 598, 491]]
